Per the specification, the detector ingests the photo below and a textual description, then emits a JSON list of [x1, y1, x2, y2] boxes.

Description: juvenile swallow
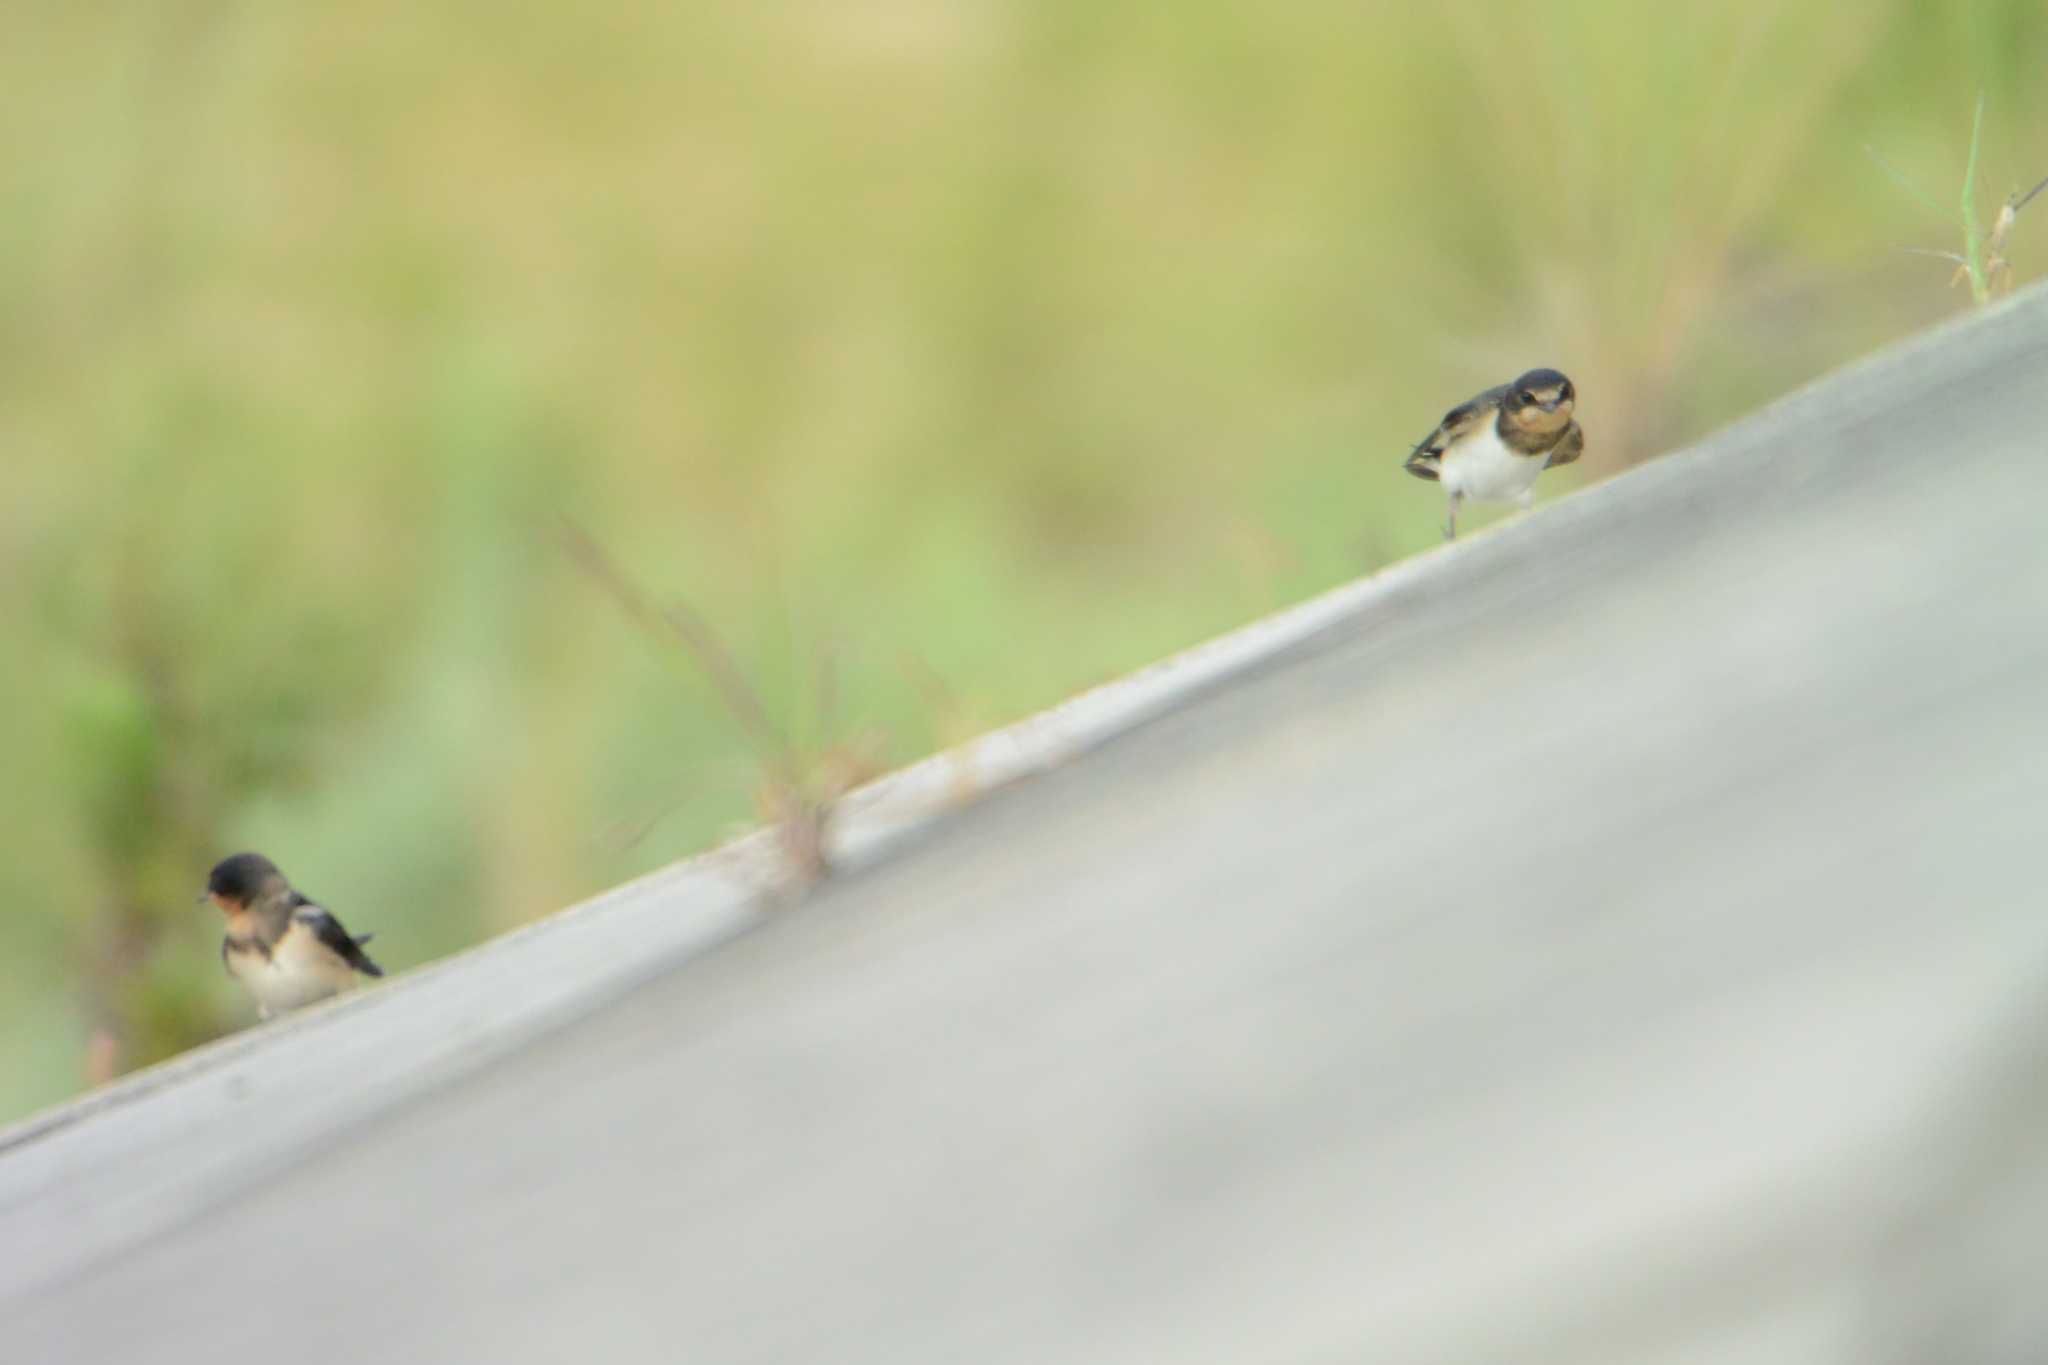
[[203, 852, 383, 1018], [1403, 368, 1583, 539]]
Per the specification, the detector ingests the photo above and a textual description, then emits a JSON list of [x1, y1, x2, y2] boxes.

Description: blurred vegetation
[[1, 0, 2043, 1122]]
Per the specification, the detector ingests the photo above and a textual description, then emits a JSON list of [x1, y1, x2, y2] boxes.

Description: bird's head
[[202, 852, 286, 913], [1503, 368, 1575, 438]]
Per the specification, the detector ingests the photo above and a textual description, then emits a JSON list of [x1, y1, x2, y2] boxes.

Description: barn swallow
[[1402, 368, 1583, 540], [203, 852, 383, 1018]]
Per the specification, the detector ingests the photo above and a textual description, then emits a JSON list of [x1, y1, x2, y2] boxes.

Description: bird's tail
[[1403, 447, 1443, 482], [352, 934, 385, 978]]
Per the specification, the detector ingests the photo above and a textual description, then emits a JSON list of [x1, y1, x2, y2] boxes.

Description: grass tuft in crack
[[1870, 96, 2047, 307], [559, 521, 880, 891]]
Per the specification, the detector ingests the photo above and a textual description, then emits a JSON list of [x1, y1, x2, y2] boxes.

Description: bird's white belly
[[1440, 426, 1545, 505], [231, 936, 352, 1014]]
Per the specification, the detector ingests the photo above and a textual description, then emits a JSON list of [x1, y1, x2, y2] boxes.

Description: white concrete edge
[[3, 282, 2039, 1301], [9, 280, 2036, 1159]]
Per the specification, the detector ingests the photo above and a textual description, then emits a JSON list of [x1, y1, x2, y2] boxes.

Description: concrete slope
[[7, 285, 2048, 1364]]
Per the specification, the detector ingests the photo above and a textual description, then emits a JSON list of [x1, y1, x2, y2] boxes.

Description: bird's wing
[[1404, 386, 1507, 481], [292, 901, 385, 978], [1544, 420, 1585, 469]]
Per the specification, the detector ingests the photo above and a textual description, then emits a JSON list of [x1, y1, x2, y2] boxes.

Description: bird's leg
[[1443, 493, 1462, 541]]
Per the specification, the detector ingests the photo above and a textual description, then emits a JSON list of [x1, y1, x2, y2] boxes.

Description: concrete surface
[[6, 284, 2048, 1364]]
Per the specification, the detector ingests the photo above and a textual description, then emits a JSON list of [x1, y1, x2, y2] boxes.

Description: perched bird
[[1403, 368, 1583, 539], [203, 852, 383, 1018]]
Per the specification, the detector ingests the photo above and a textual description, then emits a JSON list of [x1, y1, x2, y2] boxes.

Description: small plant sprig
[[559, 519, 879, 889], [1868, 96, 2048, 307]]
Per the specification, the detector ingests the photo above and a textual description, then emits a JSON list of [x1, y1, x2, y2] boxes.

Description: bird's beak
[[195, 890, 210, 907], [1540, 398, 1562, 413]]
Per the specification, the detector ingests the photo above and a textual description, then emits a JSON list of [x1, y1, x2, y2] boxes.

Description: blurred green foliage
[[2, 0, 2044, 1121]]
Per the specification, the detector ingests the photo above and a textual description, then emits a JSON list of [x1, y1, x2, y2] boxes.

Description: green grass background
[[2, 0, 2043, 1122]]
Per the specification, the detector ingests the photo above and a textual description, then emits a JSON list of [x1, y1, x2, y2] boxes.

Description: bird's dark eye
[[1518, 391, 1536, 407]]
